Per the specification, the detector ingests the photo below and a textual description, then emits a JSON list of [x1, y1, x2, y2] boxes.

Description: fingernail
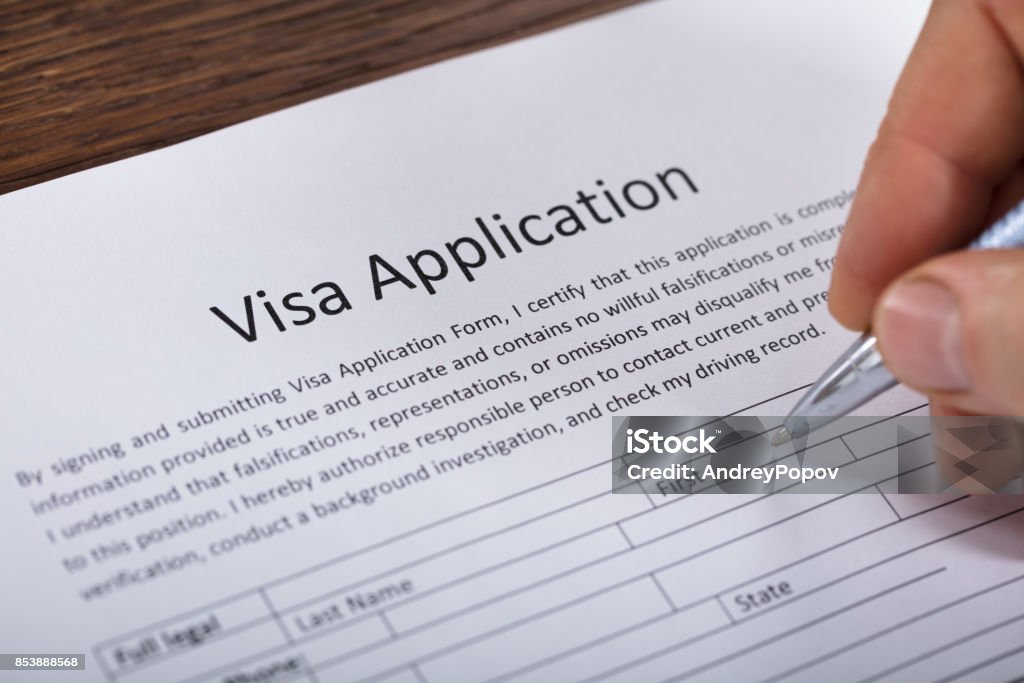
[[876, 280, 969, 392]]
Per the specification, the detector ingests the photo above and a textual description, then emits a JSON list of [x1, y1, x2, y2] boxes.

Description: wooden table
[[0, 0, 644, 195]]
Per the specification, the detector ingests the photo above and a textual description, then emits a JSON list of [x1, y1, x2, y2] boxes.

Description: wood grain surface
[[0, 0, 645, 195]]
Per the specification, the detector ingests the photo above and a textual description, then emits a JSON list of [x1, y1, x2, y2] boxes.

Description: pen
[[772, 197, 1024, 446]]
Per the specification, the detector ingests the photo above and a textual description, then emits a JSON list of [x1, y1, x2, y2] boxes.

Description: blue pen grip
[[972, 199, 1024, 250]]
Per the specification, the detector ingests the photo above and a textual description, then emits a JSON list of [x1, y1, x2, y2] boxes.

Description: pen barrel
[[825, 335, 899, 409], [785, 335, 898, 438], [971, 200, 1024, 250]]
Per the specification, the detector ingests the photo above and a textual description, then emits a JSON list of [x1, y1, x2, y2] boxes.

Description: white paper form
[[2, 1, 1023, 681]]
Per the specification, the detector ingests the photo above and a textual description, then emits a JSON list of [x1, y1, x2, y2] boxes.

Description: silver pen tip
[[770, 427, 792, 447]]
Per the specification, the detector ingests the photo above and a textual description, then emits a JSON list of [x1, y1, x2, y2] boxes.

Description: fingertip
[[827, 291, 866, 331], [874, 250, 1024, 415], [827, 262, 872, 331], [873, 277, 969, 393]]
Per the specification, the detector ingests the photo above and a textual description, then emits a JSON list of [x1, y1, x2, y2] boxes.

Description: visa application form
[[2, 1, 1023, 681]]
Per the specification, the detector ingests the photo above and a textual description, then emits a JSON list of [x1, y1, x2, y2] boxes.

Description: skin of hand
[[829, 0, 1024, 489], [829, 0, 1024, 419]]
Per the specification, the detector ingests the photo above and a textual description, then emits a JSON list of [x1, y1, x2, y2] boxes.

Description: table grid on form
[[92, 386, 1024, 683]]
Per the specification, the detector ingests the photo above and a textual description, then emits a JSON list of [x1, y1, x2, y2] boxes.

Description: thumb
[[873, 249, 1024, 415]]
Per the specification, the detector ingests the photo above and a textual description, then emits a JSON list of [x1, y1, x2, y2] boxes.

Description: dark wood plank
[[0, 0, 645, 194]]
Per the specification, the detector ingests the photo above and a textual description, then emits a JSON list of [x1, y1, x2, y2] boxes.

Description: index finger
[[829, 0, 1024, 331]]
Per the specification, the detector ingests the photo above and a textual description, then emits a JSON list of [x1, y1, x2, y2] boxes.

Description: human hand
[[829, 0, 1024, 419]]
